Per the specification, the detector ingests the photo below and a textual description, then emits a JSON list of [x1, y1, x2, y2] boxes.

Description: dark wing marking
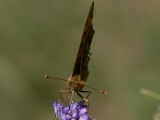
[[72, 2, 95, 82]]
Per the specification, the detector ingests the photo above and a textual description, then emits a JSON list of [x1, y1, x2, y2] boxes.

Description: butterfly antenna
[[44, 75, 68, 82], [83, 82, 108, 95]]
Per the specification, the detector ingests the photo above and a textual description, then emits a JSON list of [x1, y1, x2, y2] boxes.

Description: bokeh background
[[0, 0, 160, 120]]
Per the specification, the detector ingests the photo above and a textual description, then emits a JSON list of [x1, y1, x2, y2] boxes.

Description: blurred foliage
[[154, 107, 160, 120], [0, 0, 160, 120], [141, 88, 160, 120]]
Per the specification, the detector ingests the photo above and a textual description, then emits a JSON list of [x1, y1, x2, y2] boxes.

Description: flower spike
[[52, 100, 93, 120]]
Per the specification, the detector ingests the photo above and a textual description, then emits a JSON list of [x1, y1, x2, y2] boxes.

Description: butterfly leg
[[78, 90, 91, 100], [59, 89, 76, 114], [76, 90, 91, 111], [70, 88, 74, 103], [59, 89, 72, 104]]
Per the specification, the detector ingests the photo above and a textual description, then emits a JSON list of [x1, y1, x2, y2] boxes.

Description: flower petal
[[79, 115, 89, 120], [79, 107, 87, 115]]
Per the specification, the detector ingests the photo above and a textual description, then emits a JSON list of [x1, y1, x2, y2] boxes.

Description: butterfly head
[[68, 75, 85, 90]]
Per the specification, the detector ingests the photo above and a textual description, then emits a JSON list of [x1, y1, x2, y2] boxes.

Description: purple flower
[[52, 100, 91, 120]]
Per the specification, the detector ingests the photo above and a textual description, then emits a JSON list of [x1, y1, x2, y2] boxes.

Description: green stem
[[140, 88, 160, 101]]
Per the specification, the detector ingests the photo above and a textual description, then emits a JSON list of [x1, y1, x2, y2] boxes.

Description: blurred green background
[[0, 0, 160, 120]]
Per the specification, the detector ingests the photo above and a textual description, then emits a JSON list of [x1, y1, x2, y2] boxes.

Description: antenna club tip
[[102, 91, 108, 95], [44, 75, 49, 78]]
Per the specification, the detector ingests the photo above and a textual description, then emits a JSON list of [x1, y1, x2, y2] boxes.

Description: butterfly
[[44, 2, 107, 103]]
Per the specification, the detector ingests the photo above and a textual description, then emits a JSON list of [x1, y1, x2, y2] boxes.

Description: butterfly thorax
[[67, 75, 85, 91]]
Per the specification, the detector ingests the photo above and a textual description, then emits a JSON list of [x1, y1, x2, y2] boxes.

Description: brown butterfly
[[44, 2, 107, 102]]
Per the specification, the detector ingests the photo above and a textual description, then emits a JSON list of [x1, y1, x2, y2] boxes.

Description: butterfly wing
[[72, 2, 95, 82]]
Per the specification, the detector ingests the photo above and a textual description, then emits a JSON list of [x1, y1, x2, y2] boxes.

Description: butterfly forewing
[[72, 2, 95, 82]]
